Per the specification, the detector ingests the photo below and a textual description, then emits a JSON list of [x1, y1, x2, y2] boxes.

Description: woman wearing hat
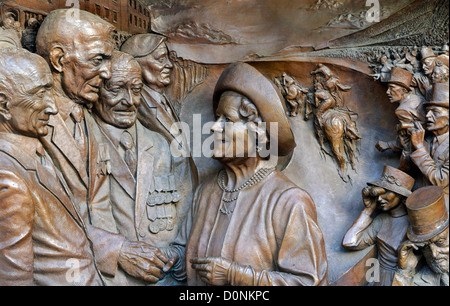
[[342, 166, 415, 286], [186, 63, 328, 286]]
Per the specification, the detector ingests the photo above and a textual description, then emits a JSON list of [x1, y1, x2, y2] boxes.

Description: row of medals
[[146, 190, 181, 234]]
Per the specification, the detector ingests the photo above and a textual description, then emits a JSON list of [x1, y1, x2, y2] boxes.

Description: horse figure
[[312, 69, 361, 182]]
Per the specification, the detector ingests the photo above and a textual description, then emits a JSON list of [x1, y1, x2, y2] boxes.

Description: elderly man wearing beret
[[121, 33, 198, 190]]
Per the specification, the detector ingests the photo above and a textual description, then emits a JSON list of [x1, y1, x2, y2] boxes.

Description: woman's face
[[211, 93, 257, 163]]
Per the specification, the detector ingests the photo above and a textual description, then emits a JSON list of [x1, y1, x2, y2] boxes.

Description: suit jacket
[[186, 170, 329, 286], [90, 117, 194, 285], [0, 133, 103, 286], [138, 85, 199, 188], [410, 132, 449, 208], [39, 94, 125, 277]]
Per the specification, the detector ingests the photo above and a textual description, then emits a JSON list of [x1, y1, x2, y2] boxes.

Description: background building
[[0, 0, 150, 34]]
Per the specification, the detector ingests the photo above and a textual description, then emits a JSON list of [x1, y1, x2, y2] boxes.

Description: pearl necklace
[[217, 167, 276, 215]]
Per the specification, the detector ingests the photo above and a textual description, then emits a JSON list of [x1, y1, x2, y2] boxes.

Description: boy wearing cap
[[393, 186, 448, 286], [342, 166, 415, 286]]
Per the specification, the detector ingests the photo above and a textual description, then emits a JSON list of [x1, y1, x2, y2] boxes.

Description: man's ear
[[0, 93, 11, 121], [49, 46, 65, 73]]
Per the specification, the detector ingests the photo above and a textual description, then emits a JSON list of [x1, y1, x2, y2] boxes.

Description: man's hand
[[190, 257, 232, 286], [410, 122, 426, 151], [398, 241, 422, 273], [375, 141, 390, 152], [118, 240, 168, 283]]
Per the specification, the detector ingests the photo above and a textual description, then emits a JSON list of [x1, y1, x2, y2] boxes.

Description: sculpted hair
[[103, 51, 142, 90], [36, 9, 115, 66], [0, 48, 46, 96], [221, 91, 262, 124]]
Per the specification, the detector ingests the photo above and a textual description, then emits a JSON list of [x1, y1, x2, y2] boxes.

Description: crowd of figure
[[343, 45, 449, 286], [0, 8, 447, 286]]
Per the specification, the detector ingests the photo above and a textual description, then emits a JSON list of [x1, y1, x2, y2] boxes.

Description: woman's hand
[[190, 257, 232, 286]]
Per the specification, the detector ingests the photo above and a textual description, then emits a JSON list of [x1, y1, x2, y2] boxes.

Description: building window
[[113, 11, 118, 23], [104, 7, 110, 20], [95, 4, 101, 16]]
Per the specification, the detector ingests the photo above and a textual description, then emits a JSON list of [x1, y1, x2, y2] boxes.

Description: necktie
[[431, 137, 439, 158], [120, 130, 137, 177], [162, 95, 175, 119], [70, 104, 87, 161]]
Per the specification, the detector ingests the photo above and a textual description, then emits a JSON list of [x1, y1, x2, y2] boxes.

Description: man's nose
[[429, 243, 439, 259], [99, 61, 112, 80], [44, 93, 58, 115], [165, 57, 174, 69], [426, 110, 434, 120], [211, 119, 224, 133]]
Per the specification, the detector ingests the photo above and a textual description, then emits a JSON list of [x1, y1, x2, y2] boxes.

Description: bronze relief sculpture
[[0, 1, 449, 287], [91, 50, 192, 285], [393, 186, 448, 286], [186, 63, 328, 286], [342, 166, 414, 286], [308, 64, 361, 183]]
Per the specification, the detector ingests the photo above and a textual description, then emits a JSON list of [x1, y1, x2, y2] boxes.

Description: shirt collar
[[94, 115, 136, 149], [435, 132, 449, 145]]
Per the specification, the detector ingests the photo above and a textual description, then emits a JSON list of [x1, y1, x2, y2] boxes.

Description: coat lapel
[[135, 122, 155, 229], [92, 115, 137, 200], [47, 113, 89, 187], [141, 87, 184, 148], [35, 160, 83, 226], [433, 134, 449, 161]]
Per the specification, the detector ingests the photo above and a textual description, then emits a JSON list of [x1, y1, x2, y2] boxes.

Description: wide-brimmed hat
[[425, 82, 449, 108], [121, 33, 167, 58], [406, 186, 449, 243], [213, 62, 296, 156], [388, 67, 413, 90], [367, 166, 415, 197]]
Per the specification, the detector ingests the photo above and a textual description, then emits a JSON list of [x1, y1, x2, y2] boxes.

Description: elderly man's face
[[7, 64, 57, 137], [61, 30, 113, 104], [426, 106, 449, 134], [421, 227, 449, 275], [387, 83, 408, 104], [138, 43, 173, 90], [97, 69, 143, 129], [423, 57, 436, 76]]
